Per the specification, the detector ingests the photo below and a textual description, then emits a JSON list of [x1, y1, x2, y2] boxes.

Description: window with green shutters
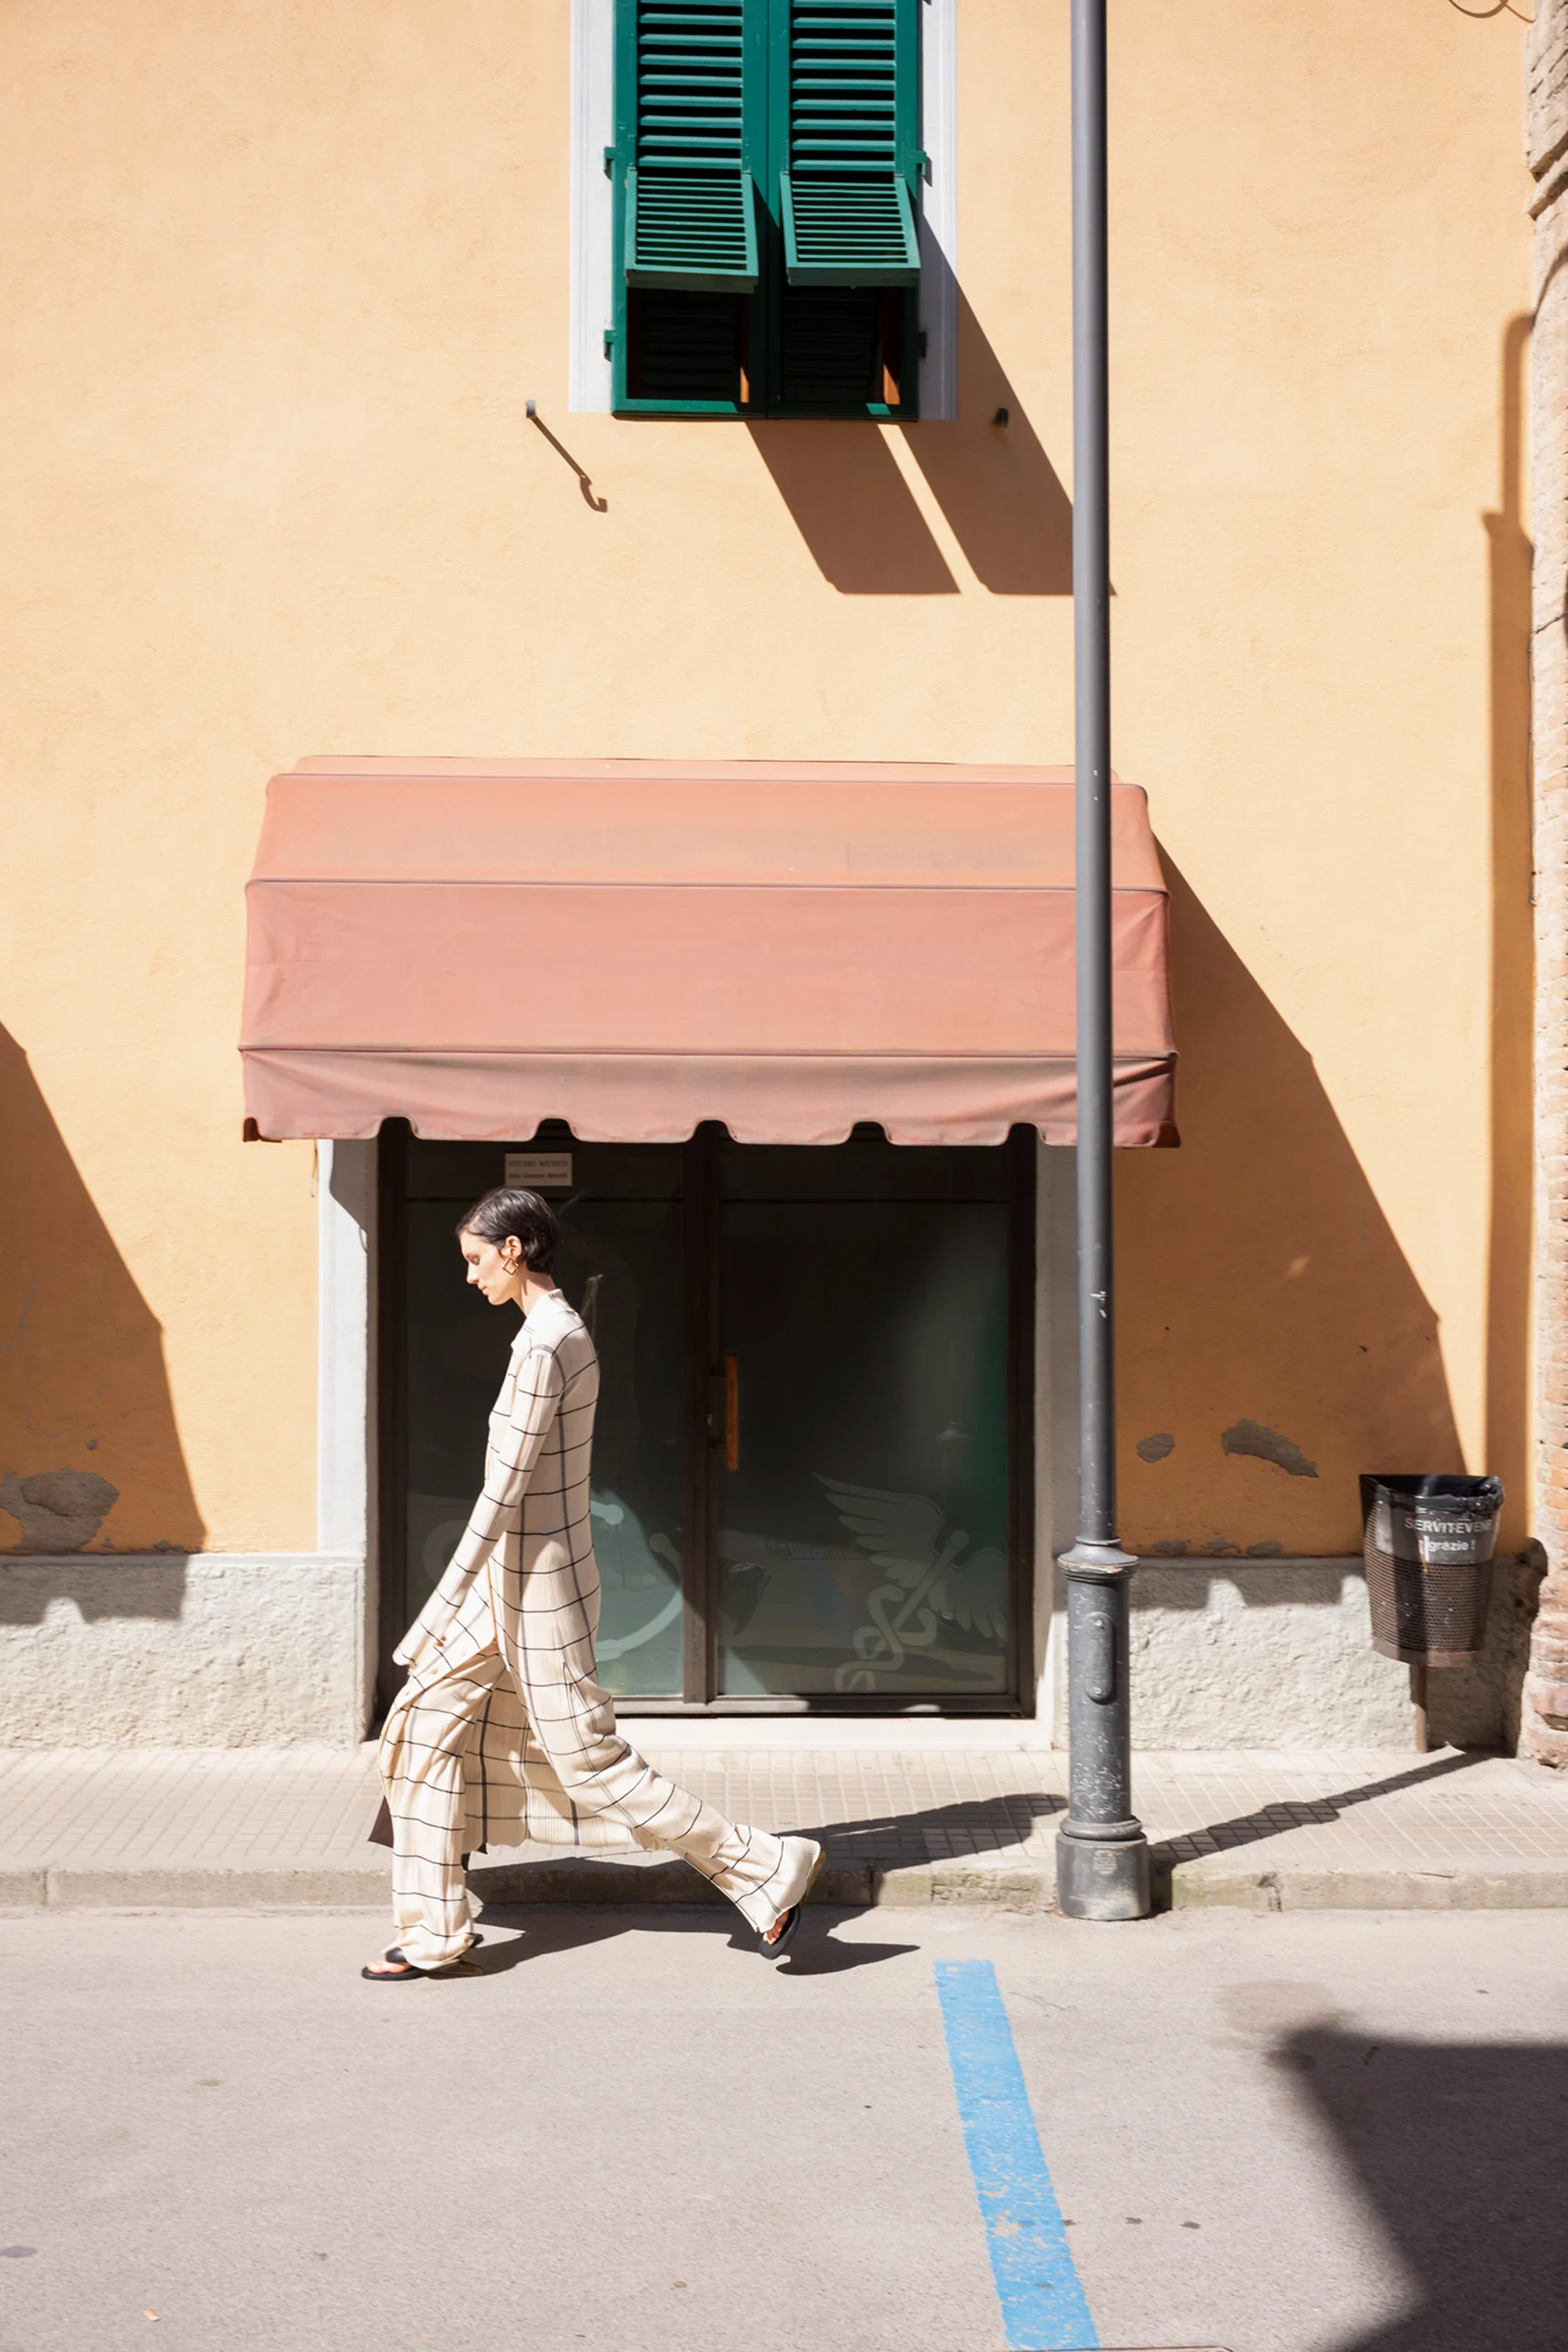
[[608, 0, 922, 418]]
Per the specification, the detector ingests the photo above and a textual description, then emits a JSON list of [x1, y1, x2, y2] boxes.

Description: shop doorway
[[378, 1122, 1033, 1713]]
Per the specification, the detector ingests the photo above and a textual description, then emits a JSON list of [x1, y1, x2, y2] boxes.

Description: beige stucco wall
[[1523, 0, 1568, 1764], [0, 2, 1532, 1575]]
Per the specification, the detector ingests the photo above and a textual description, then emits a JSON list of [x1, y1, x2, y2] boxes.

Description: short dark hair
[[457, 1186, 558, 1273]]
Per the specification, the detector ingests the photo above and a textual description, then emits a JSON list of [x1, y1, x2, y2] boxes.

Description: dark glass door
[[380, 1122, 1031, 1711], [383, 1131, 685, 1702], [716, 1148, 1012, 1698]]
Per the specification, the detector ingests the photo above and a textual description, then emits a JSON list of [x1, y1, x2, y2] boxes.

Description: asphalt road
[[3, 1902, 1565, 2352]]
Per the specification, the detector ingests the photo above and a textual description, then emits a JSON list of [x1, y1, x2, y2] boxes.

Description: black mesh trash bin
[[1359, 1474, 1504, 1667]]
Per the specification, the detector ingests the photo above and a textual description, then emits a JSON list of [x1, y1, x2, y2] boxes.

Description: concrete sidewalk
[[2, 1724, 1564, 1912]]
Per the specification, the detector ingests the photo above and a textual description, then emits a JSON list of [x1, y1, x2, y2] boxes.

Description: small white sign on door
[[504, 1151, 573, 1190]]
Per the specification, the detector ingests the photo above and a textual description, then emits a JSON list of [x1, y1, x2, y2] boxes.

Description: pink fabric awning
[[241, 758, 1178, 1148]]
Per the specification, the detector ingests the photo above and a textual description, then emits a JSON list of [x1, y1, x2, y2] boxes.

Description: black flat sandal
[[761, 1842, 826, 1958], [361, 1939, 483, 1982], [762, 1904, 807, 1957]]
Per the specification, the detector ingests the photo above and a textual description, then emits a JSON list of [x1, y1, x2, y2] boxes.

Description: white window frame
[[318, 1139, 378, 1729]]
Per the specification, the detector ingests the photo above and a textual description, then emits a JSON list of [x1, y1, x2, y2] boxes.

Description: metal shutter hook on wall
[[525, 401, 610, 513]]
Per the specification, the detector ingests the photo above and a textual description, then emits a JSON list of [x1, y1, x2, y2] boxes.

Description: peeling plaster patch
[[1150, 1540, 1188, 1556], [1246, 1541, 1284, 1558], [1136, 1432, 1175, 1464], [1222, 1419, 1318, 1478], [0, 1468, 120, 1553]]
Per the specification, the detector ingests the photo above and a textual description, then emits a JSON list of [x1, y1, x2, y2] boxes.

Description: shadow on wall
[[1483, 311, 1534, 1536], [0, 1554, 193, 1630], [0, 1025, 203, 1615], [1115, 307, 1538, 1744], [1289, 2026, 1565, 2352], [1116, 864, 1465, 1560], [901, 288, 1075, 594], [748, 419, 959, 593], [747, 291, 1072, 594]]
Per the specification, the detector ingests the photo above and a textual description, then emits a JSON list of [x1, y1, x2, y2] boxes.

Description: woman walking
[[365, 1185, 822, 1979]]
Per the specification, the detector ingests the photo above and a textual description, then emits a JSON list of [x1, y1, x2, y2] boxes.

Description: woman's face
[[459, 1227, 523, 1306]]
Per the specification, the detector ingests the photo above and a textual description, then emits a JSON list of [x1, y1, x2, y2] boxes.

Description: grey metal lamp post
[[1054, 0, 1152, 1923]]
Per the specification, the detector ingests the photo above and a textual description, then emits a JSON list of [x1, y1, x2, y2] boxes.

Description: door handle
[[724, 1353, 739, 1471]]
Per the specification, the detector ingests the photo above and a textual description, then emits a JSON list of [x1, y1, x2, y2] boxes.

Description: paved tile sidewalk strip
[[0, 1743, 1562, 1912]]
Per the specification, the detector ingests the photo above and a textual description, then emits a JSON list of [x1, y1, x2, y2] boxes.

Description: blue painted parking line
[[934, 1960, 1100, 2352]]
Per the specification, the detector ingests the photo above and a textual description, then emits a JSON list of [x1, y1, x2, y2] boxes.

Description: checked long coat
[[382, 1292, 645, 1855], [376, 1290, 796, 1959]]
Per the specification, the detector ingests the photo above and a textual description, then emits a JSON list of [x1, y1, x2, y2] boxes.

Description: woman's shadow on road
[[464, 1787, 1062, 1976], [468, 1903, 919, 1978]]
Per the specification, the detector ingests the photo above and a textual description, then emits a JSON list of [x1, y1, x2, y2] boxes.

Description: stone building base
[[0, 1553, 370, 1747], [0, 1550, 1541, 1750], [1114, 1555, 1542, 1753]]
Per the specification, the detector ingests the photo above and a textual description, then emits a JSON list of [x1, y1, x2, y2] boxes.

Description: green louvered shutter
[[625, 0, 760, 290], [778, 0, 919, 288]]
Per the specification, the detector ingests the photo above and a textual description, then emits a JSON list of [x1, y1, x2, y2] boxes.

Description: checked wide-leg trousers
[[380, 1642, 798, 1969]]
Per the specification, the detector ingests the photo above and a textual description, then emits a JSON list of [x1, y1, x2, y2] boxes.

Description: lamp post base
[[1055, 1821, 1152, 1921]]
